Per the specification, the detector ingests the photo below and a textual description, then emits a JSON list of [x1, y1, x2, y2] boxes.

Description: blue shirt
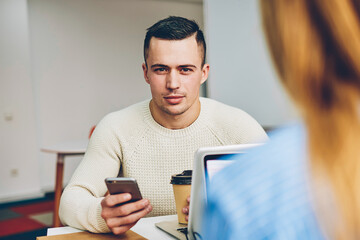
[[202, 123, 325, 240]]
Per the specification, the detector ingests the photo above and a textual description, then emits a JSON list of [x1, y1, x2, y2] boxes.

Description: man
[[59, 16, 267, 235]]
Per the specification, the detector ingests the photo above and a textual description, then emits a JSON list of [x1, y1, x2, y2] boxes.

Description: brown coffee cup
[[170, 170, 192, 225]]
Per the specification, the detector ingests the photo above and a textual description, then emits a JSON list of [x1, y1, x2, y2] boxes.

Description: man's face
[[142, 35, 209, 120]]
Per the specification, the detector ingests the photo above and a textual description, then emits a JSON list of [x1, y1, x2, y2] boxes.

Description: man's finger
[[109, 204, 152, 227], [114, 199, 149, 217], [111, 223, 135, 235], [101, 193, 132, 208]]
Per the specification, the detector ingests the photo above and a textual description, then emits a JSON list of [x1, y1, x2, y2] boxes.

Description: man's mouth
[[164, 95, 184, 104]]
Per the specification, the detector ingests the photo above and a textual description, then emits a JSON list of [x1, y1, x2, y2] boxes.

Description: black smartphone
[[105, 177, 143, 203]]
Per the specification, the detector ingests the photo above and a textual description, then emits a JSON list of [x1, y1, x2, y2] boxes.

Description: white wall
[[0, 0, 203, 202], [204, 0, 298, 128], [0, 0, 42, 201]]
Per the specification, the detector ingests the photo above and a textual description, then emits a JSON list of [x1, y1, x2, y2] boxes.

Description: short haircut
[[143, 16, 206, 67]]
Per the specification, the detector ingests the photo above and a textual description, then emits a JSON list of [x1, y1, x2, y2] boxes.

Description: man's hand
[[182, 195, 190, 222], [101, 193, 152, 235]]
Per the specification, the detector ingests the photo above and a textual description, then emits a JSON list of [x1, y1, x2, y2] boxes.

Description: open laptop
[[156, 143, 261, 240]]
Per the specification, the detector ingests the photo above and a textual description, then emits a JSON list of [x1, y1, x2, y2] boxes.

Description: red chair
[[89, 125, 96, 139]]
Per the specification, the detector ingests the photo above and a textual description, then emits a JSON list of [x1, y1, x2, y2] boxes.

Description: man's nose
[[166, 71, 181, 90]]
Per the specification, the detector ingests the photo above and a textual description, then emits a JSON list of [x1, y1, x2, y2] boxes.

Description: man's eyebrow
[[178, 64, 197, 69], [150, 64, 197, 69], [151, 64, 168, 69]]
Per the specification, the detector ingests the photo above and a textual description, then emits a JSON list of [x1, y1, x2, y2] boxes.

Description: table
[[45, 215, 178, 240], [41, 140, 88, 227]]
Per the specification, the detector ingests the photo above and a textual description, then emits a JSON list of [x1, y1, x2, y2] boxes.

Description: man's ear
[[142, 63, 150, 84], [200, 64, 210, 84]]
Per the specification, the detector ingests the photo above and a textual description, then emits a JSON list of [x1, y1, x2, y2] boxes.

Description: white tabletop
[[47, 215, 177, 240], [41, 140, 88, 154], [131, 214, 177, 239]]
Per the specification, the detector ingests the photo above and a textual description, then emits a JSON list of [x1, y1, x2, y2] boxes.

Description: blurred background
[[0, 0, 297, 206]]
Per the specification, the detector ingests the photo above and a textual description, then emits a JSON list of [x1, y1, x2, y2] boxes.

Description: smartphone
[[105, 177, 143, 203]]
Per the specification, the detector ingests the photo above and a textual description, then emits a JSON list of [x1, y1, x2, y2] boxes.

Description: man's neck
[[149, 100, 201, 130]]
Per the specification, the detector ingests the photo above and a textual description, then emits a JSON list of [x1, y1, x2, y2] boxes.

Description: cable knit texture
[[59, 97, 268, 232]]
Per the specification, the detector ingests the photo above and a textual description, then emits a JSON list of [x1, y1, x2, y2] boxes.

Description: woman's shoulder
[[214, 123, 307, 189], [207, 123, 323, 239]]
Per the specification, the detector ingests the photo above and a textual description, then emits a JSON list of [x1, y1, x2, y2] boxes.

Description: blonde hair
[[260, 0, 360, 239]]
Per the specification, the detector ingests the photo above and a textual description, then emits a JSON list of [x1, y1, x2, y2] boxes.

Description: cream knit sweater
[[59, 97, 268, 232]]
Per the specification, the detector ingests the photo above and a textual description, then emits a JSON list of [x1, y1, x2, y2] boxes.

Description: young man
[[59, 16, 267, 235]]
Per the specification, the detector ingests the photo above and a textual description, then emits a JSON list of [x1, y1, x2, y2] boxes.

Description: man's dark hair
[[144, 16, 206, 66]]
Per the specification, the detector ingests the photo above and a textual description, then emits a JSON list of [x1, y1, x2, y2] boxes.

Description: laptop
[[156, 143, 261, 240]]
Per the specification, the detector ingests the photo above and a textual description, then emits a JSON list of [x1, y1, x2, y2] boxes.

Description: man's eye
[[155, 68, 166, 72], [181, 68, 192, 72]]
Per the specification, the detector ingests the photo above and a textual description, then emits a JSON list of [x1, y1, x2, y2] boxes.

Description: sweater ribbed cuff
[[88, 197, 111, 233]]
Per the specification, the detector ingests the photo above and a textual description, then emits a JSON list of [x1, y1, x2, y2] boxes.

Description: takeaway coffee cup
[[170, 170, 192, 224]]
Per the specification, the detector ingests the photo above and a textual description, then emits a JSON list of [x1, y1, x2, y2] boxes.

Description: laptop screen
[[204, 153, 241, 185]]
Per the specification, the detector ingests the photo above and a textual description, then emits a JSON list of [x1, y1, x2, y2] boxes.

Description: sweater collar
[[142, 98, 207, 137]]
